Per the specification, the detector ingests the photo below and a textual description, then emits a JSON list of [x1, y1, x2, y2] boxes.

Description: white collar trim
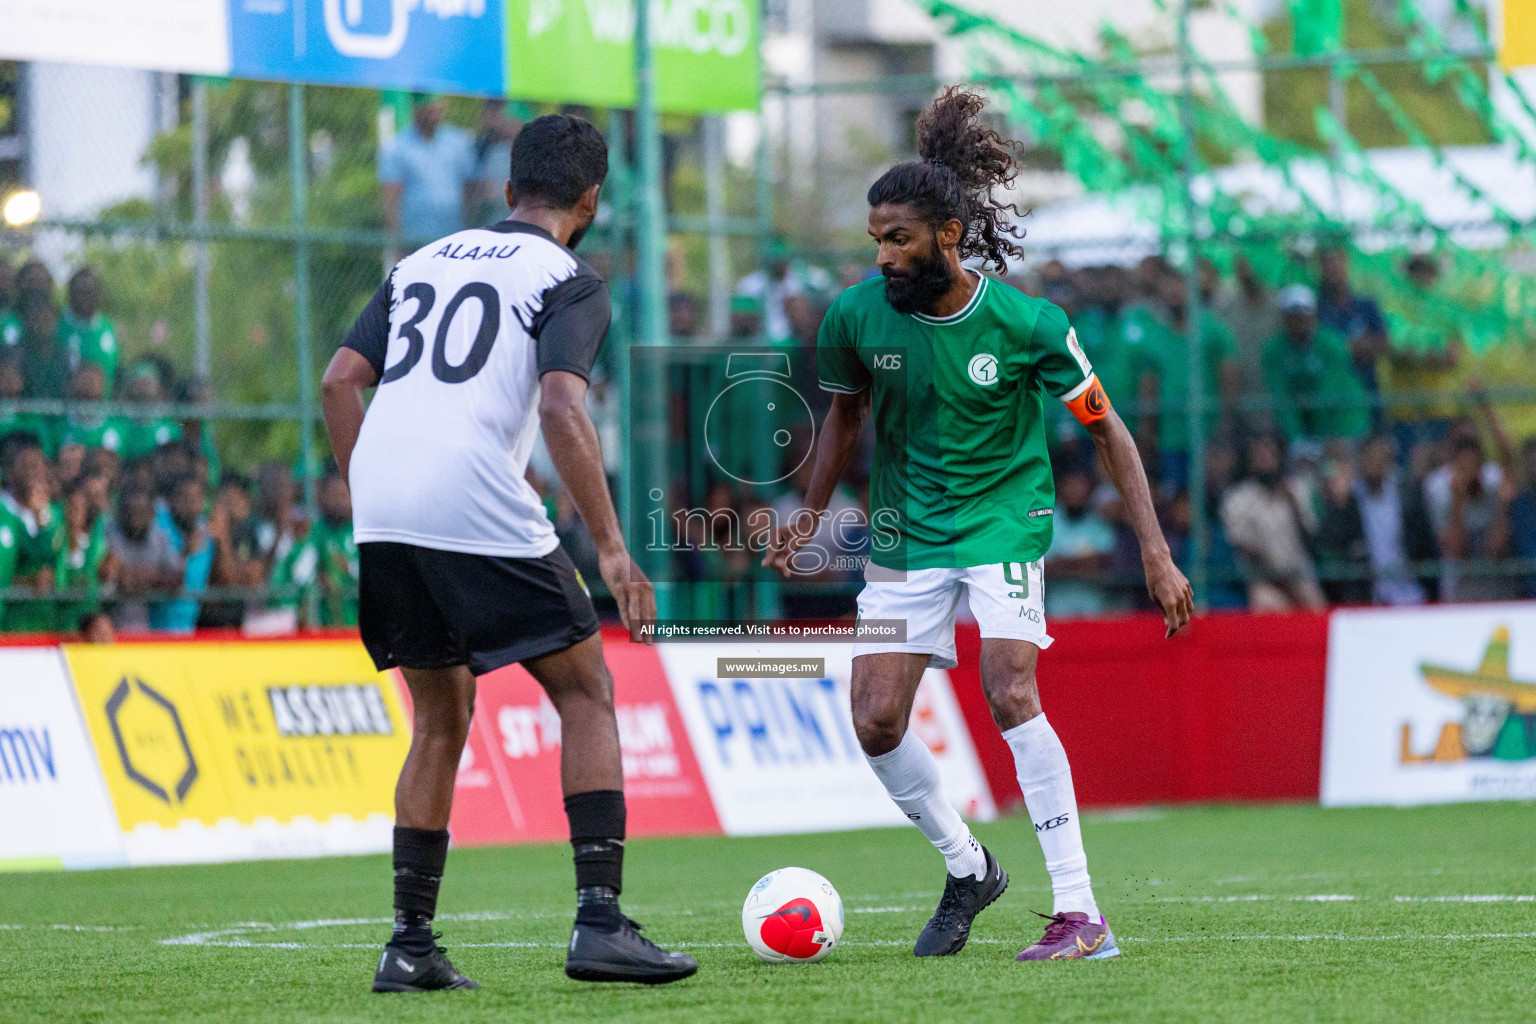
[[912, 272, 988, 325]]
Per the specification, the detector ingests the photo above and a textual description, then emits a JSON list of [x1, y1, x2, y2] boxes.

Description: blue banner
[[228, 0, 505, 96]]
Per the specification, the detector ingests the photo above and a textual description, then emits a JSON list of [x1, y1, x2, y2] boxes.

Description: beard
[[567, 219, 592, 250], [882, 237, 955, 315]]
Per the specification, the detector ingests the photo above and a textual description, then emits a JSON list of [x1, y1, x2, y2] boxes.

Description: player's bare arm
[[319, 346, 379, 483], [1084, 406, 1194, 635], [762, 387, 870, 577], [538, 369, 656, 634]]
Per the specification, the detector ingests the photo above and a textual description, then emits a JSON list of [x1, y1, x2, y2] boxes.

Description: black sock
[[565, 790, 626, 929], [392, 826, 449, 955]]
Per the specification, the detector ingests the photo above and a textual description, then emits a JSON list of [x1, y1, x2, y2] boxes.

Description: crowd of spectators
[[12, 213, 1533, 635], [647, 242, 1536, 620], [1032, 247, 1536, 617], [0, 252, 359, 637]]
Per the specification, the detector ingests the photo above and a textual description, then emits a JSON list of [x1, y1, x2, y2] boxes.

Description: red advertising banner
[[396, 636, 720, 846], [949, 612, 1330, 810]]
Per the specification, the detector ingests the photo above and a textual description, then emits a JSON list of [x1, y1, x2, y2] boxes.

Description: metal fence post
[[1178, 0, 1210, 608], [289, 83, 321, 626], [608, 111, 633, 536], [634, 0, 673, 620], [191, 78, 211, 382], [703, 115, 731, 340]]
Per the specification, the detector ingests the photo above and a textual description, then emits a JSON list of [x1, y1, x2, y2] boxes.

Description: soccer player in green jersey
[[765, 89, 1193, 963]]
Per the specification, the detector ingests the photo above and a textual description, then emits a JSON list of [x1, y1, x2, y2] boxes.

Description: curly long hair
[[867, 87, 1026, 272]]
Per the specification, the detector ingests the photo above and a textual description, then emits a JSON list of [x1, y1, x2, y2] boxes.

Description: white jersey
[[343, 220, 611, 557]]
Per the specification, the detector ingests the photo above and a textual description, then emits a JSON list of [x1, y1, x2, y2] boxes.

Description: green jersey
[[54, 519, 109, 629], [58, 414, 130, 454], [0, 312, 21, 350], [60, 311, 120, 395], [1261, 325, 1371, 441], [0, 412, 59, 456], [123, 417, 183, 460], [311, 519, 360, 627], [267, 530, 319, 612], [1076, 305, 1160, 405], [0, 516, 18, 629], [818, 275, 1096, 570], [1151, 314, 1236, 453], [0, 497, 63, 633]]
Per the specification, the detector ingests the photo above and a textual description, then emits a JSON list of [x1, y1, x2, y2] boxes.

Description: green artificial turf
[[1, 802, 1532, 1023]]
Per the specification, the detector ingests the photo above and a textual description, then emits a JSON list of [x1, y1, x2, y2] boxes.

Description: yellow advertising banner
[[64, 642, 409, 832], [1506, 0, 1536, 70]]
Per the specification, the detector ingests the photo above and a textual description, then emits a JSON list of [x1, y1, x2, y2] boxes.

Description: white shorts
[[852, 560, 1053, 670]]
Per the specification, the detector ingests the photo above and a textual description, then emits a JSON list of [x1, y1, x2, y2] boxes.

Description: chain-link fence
[[2, 0, 1535, 633]]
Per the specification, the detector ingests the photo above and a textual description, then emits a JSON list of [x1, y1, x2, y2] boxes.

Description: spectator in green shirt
[[312, 467, 358, 627], [61, 268, 119, 396], [0, 433, 64, 632], [52, 476, 113, 631], [122, 360, 183, 459], [1139, 269, 1240, 495], [58, 362, 129, 456], [0, 260, 53, 351], [1261, 284, 1372, 444], [1075, 265, 1160, 410], [0, 357, 58, 456], [18, 294, 71, 401], [0, 506, 18, 629]]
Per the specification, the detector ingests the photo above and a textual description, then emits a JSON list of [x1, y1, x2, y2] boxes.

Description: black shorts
[[358, 542, 599, 676]]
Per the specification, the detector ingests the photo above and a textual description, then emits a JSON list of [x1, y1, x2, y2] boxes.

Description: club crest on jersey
[[967, 352, 999, 386]]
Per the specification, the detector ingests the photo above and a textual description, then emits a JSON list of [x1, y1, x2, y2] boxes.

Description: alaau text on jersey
[[817, 273, 1111, 571], [341, 220, 611, 559]]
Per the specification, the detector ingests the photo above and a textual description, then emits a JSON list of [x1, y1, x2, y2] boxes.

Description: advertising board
[[63, 641, 410, 865], [1322, 604, 1536, 806]]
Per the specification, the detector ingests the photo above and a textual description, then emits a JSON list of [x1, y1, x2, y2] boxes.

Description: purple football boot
[[1015, 911, 1120, 961]]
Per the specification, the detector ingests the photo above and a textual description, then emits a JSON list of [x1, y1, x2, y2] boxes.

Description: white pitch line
[[163, 932, 1536, 950], [1153, 894, 1359, 903], [1122, 932, 1536, 943], [1394, 895, 1536, 903]]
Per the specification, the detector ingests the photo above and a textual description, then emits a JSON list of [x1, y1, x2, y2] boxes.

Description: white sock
[[866, 730, 986, 879], [1002, 714, 1099, 918]]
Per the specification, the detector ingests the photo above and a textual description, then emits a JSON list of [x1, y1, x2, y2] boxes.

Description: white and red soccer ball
[[741, 867, 844, 963]]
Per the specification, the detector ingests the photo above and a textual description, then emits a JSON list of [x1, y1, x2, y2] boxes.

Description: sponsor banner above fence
[[62, 641, 410, 865], [0, 0, 231, 75], [505, 0, 759, 112], [0, 0, 760, 110], [228, 0, 507, 98], [0, 649, 124, 871], [658, 644, 995, 836], [1322, 603, 1536, 807], [421, 640, 721, 847]]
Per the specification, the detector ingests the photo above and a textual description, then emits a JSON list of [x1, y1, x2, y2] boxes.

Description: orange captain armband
[[1061, 374, 1112, 426]]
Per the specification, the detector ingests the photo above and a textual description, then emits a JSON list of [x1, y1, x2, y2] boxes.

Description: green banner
[[508, 0, 759, 112], [1290, 0, 1343, 56]]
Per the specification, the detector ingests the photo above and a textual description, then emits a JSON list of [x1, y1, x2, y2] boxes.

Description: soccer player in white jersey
[[322, 115, 696, 992], [766, 89, 1194, 961]]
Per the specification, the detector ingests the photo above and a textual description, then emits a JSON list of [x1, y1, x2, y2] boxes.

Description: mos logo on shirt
[[967, 353, 999, 387]]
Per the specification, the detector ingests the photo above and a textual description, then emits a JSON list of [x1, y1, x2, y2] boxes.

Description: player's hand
[[1145, 551, 1194, 638], [761, 509, 819, 579], [599, 548, 656, 642]]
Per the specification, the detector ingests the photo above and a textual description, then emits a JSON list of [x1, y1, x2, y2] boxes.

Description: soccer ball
[[741, 867, 844, 964]]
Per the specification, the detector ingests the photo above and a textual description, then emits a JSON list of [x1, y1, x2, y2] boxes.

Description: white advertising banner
[[657, 646, 995, 836], [0, 0, 231, 75], [0, 649, 124, 869], [1322, 603, 1536, 806]]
